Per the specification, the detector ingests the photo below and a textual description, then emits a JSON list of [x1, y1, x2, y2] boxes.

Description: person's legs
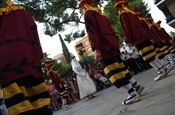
[[60, 90, 70, 110], [100, 56, 142, 105], [51, 97, 57, 111], [69, 91, 76, 102], [136, 40, 167, 81], [166, 53, 175, 64], [159, 56, 174, 73], [166, 43, 175, 64], [121, 84, 140, 105], [129, 78, 145, 95], [157, 44, 174, 73], [149, 58, 167, 81], [53, 95, 60, 110]]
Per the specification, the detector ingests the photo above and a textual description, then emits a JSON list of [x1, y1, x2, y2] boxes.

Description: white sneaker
[[62, 105, 71, 110], [154, 71, 166, 81], [122, 93, 141, 105], [135, 85, 145, 95]]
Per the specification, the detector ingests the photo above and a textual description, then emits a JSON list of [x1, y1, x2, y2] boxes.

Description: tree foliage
[[51, 59, 70, 77], [79, 54, 95, 63], [12, 0, 149, 43], [41, 52, 71, 79], [59, 34, 71, 63], [12, 0, 85, 40]]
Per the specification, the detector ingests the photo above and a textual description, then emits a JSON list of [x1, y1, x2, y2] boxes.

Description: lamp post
[[78, 46, 89, 71]]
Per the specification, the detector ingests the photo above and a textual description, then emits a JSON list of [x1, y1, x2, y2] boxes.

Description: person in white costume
[[71, 56, 96, 99]]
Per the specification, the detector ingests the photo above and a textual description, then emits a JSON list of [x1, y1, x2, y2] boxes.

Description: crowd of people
[[45, 56, 112, 112], [0, 0, 175, 114], [45, 48, 155, 112], [121, 48, 151, 75]]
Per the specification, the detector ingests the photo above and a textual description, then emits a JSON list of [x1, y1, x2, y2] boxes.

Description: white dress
[[71, 58, 96, 99]]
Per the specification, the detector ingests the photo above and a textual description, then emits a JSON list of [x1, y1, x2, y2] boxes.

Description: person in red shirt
[[0, 0, 52, 114], [114, 0, 173, 81], [78, 0, 145, 105]]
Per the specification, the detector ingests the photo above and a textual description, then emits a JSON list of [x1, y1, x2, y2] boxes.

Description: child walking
[[46, 80, 60, 111]]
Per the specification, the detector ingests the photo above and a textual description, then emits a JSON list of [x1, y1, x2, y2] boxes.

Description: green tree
[[41, 52, 70, 79], [79, 54, 95, 63], [12, 0, 149, 43], [59, 34, 71, 63], [79, 54, 95, 71], [12, 0, 85, 41], [52, 59, 70, 77]]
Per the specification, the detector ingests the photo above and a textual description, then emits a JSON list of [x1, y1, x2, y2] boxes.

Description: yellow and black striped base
[[1, 76, 51, 115], [136, 40, 157, 63], [100, 56, 132, 88]]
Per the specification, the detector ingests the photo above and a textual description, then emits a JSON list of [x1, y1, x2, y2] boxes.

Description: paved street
[[53, 68, 175, 115]]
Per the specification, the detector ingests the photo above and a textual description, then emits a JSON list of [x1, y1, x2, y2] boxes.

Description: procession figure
[[71, 56, 96, 99], [0, 0, 52, 114], [78, 0, 144, 105], [114, 0, 173, 81]]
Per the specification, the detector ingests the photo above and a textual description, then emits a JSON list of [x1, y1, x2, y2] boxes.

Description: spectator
[[67, 77, 79, 102], [46, 80, 60, 111], [71, 56, 96, 99], [72, 72, 80, 99], [94, 70, 110, 87], [132, 48, 145, 72], [45, 60, 71, 110]]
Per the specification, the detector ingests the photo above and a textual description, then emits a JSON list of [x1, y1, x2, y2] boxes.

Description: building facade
[[74, 36, 95, 59], [53, 53, 67, 66], [154, 0, 175, 28]]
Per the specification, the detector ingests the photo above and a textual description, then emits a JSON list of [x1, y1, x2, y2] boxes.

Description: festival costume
[[83, 5, 131, 87], [119, 11, 157, 62], [71, 57, 96, 99], [155, 23, 175, 70], [133, 10, 166, 60], [146, 17, 174, 68], [156, 22, 175, 58], [147, 22, 175, 74], [114, 0, 170, 81], [0, 0, 52, 114], [136, 12, 173, 69], [134, 11, 165, 59], [79, 0, 144, 105], [149, 23, 168, 57]]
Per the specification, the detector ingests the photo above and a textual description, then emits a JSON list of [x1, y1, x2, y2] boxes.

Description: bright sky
[[37, 0, 175, 59]]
